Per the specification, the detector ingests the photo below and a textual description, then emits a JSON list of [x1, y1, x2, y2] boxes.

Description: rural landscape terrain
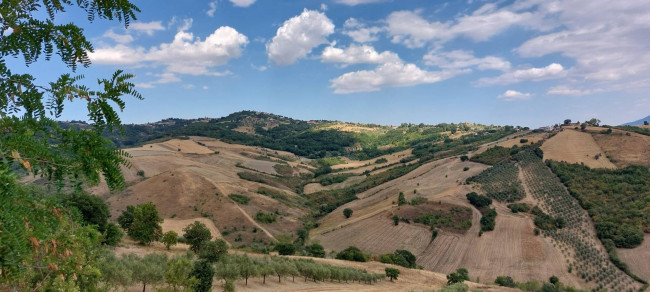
[[3, 1, 650, 292]]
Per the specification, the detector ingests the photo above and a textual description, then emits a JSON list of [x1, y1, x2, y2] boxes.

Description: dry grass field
[[617, 234, 650, 282], [332, 149, 412, 171], [496, 132, 547, 148], [540, 129, 616, 169], [303, 175, 365, 194], [590, 128, 650, 168]]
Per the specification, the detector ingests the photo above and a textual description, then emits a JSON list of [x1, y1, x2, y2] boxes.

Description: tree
[[102, 222, 124, 246], [385, 268, 400, 281], [343, 208, 353, 218], [273, 259, 292, 283], [394, 250, 416, 268], [398, 192, 407, 206], [275, 242, 296, 255], [127, 202, 163, 245], [97, 251, 133, 291], [0, 1, 140, 289], [61, 191, 111, 232], [161, 230, 179, 250], [645, 121, 649, 125], [393, 214, 399, 226], [580, 123, 587, 131], [447, 268, 469, 284], [237, 255, 259, 285], [127, 253, 167, 292], [549, 275, 559, 285], [165, 255, 198, 291], [335, 246, 368, 262], [199, 239, 229, 263], [118, 205, 136, 230], [190, 260, 215, 292], [587, 118, 601, 126], [307, 243, 326, 258], [563, 119, 572, 125], [183, 221, 212, 253], [495, 276, 515, 287]]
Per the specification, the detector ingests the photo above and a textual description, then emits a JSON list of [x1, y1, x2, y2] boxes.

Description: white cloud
[[252, 64, 268, 71], [386, 5, 533, 48], [136, 73, 181, 88], [321, 44, 400, 65], [547, 85, 602, 96], [478, 63, 566, 85], [90, 26, 248, 79], [334, 0, 386, 5], [102, 29, 134, 44], [129, 21, 165, 36], [498, 90, 531, 101], [321, 3, 328, 11], [330, 62, 462, 94], [424, 50, 510, 71], [206, 1, 217, 17], [266, 9, 334, 66], [202, 85, 209, 90], [229, 0, 256, 7], [343, 18, 384, 43]]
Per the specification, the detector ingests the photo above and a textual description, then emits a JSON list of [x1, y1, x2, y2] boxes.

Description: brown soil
[[303, 175, 365, 194], [590, 128, 650, 168], [617, 234, 650, 281]]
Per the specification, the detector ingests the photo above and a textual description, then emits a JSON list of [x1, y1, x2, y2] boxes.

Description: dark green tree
[[61, 191, 111, 232], [335, 246, 367, 262], [385, 268, 400, 281], [102, 222, 124, 246], [275, 242, 296, 255], [446, 268, 469, 284], [183, 221, 212, 253], [343, 208, 353, 218], [126, 202, 163, 245], [190, 260, 215, 292], [307, 243, 326, 258], [398, 192, 406, 206], [117, 205, 136, 230], [495, 276, 515, 287], [161, 230, 178, 250]]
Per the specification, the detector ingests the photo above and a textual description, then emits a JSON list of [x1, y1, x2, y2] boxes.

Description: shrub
[[520, 138, 529, 143], [507, 203, 530, 213], [460, 155, 469, 162], [375, 158, 388, 164], [466, 192, 492, 208], [343, 208, 353, 218], [398, 192, 406, 206], [440, 283, 468, 292], [495, 276, 516, 287], [447, 268, 469, 284], [307, 243, 326, 258], [275, 242, 296, 255], [335, 246, 368, 262], [480, 209, 497, 232], [229, 194, 250, 205], [463, 167, 470, 171], [255, 211, 277, 224]]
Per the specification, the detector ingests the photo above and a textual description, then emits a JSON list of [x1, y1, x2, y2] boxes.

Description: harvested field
[[303, 175, 365, 194], [332, 149, 412, 170], [315, 212, 432, 256], [240, 159, 279, 175], [590, 128, 650, 168], [540, 129, 616, 169], [617, 234, 650, 281]]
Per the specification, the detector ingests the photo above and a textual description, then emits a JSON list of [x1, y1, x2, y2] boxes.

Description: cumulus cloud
[[424, 50, 510, 71], [266, 9, 334, 66], [206, 1, 217, 17], [334, 0, 386, 5], [478, 63, 566, 85], [498, 90, 531, 101], [321, 44, 400, 65], [547, 86, 602, 96], [129, 21, 165, 35], [90, 26, 248, 82], [342, 18, 384, 43], [330, 62, 462, 94], [386, 5, 533, 48], [135, 72, 181, 88], [229, 0, 256, 7]]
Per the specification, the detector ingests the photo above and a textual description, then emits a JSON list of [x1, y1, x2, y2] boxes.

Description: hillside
[[80, 113, 650, 291]]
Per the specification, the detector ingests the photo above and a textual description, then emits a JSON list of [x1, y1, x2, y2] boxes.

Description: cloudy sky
[[20, 0, 650, 127]]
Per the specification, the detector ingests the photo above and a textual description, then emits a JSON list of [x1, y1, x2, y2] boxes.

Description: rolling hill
[[621, 115, 650, 126]]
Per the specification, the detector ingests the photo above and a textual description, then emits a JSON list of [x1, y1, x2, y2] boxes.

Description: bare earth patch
[[617, 234, 650, 282], [590, 128, 650, 168]]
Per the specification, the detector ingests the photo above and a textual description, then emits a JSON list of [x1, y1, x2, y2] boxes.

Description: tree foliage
[[123, 202, 163, 245], [335, 246, 368, 262], [446, 268, 470, 284], [343, 208, 353, 218], [161, 230, 178, 250], [385, 268, 400, 281], [183, 221, 212, 253], [199, 239, 228, 263]]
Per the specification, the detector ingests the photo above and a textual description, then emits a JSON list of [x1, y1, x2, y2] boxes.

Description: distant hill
[[621, 115, 650, 126], [95, 110, 514, 159]]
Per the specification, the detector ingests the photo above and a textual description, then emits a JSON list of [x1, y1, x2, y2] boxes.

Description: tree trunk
[[263, 274, 266, 284], [245, 276, 248, 285], [278, 275, 281, 283], [142, 282, 147, 292]]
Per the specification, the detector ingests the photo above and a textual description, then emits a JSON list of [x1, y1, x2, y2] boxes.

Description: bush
[[507, 203, 530, 213], [61, 191, 111, 232], [102, 223, 123, 246], [460, 155, 469, 162], [398, 192, 406, 206], [379, 250, 416, 268], [335, 246, 368, 262], [463, 167, 469, 171], [307, 243, 326, 258], [466, 192, 492, 208], [375, 158, 388, 164], [495, 276, 516, 287], [440, 283, 469, 292], [480, 209, 497, 232], [229, 194, 250, 205], [446, 268, 469, 284], [343, 208, 353, 218], [520, 138, 528, 143], [275, 242, 296, 255], [255, 211, 277, 224]]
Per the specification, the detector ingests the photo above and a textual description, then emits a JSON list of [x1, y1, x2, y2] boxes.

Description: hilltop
[[621, 115, 650, 126]]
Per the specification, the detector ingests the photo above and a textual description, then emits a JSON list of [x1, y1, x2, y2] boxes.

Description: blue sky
[[13, 0, 650, 127]]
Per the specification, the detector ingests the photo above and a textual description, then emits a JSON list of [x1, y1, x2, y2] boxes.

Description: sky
[[12, 0, 650, 127]]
